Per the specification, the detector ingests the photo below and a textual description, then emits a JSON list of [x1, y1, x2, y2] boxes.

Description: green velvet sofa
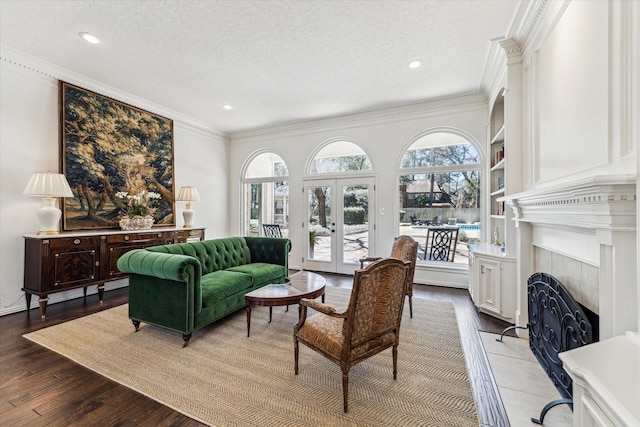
[[117, 236, 291, 346]]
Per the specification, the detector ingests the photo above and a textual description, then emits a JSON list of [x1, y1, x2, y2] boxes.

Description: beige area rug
[[24, 287, 478, 427]]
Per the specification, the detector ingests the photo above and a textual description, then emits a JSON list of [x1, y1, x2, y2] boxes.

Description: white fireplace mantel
[[503, 174, 636, 230], [503, 174, 637, 340]]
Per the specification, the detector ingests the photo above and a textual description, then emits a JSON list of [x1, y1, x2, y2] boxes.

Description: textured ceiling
[[0, 0, 518, 133]]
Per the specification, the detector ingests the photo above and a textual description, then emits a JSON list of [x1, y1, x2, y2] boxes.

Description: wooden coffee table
[[244, 270, 326, 337]]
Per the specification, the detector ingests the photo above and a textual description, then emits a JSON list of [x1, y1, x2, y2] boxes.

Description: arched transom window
[[310, 141, 372, 174]]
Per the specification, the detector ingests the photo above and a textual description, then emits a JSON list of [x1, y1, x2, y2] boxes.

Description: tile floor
[[479, 332, 574, 427]]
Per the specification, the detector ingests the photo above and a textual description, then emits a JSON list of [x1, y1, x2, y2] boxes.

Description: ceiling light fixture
[[222, 104, 233, 110], [79, 32, 100, 44], [408, 60, 422, 69]]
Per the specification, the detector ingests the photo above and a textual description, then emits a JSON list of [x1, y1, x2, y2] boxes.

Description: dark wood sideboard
[[23, 227, 205, 319]]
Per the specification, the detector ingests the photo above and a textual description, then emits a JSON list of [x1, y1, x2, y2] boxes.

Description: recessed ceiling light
[[79, 32, 100, 44], [222, 104, 233, 110], [408, 60, 421, 69]]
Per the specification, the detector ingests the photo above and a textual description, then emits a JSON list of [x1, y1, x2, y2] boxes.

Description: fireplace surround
[[504, 174, 637, 340]]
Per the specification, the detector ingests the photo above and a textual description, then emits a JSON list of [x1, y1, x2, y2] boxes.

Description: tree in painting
[[61, 82, 174, 230]]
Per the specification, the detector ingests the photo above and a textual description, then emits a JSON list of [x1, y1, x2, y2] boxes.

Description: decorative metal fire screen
[[527, 272, 594, 424]]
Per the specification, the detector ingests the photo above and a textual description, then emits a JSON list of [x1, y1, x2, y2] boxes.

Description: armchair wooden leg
[[392, 345, 398, 380], [342, 371, 350, 413], [294, 338, 299, 375], [408, 295, 413, 318]]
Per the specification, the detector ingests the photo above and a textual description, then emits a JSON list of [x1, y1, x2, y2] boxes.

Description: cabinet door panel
[[478, 258, 502, 315], [50, 247, 99, 291]]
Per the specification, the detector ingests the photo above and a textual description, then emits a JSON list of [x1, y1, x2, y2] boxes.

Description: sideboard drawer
[[106, 232, 173, 279]]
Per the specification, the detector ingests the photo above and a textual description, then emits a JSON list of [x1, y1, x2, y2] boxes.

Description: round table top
[[244, 270, 326, 307]]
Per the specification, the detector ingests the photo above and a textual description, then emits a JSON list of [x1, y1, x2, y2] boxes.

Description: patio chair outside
[[419, 226, 459, 262], [262, 224, 282, 238]]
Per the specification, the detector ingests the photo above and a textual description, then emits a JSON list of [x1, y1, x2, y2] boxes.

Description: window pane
[[243, 181, 289, 237], [398, 170, 481, 263], [245, 153, 288, 178], [342, 185, 369, 264], [310, 141, 372, 173], [400, 144, 479, 168], [308, 186, 332, 261]]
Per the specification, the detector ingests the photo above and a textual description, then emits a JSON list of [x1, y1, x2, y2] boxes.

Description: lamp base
[[182, 208, 195, 229], [36, 197, 62, 234]]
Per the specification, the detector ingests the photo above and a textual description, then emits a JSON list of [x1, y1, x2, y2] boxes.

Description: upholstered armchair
[[294, 258, 411, 412], [358, 235, 418, 317]]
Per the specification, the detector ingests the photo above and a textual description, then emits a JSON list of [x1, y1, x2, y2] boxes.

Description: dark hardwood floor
[[0, 273, 512, 426]]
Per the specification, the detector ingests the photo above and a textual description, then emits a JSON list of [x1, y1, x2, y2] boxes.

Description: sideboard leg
[[97, 284, 105, 303], [38, 296, 48, 320], [25, 292, 32, 312]]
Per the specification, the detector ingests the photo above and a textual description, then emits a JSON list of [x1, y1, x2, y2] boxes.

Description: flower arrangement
[[115, 190, 162, 230]]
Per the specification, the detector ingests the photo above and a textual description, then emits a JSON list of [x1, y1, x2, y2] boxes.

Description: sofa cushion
[[225, 262, 287, 286], [200, 270, 252, 307]]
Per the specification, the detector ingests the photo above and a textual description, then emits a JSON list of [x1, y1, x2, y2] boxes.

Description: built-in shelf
[[490, 158, 505, 171], [490, 188, 505, 197], [491, 214, 506, 220], [490, 124, 504, 144]]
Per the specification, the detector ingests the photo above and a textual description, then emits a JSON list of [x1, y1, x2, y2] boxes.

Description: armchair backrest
[[390, 235, 417, 274], [343, 258, 410, 353]]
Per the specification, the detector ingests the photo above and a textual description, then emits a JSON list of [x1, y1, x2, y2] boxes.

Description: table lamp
[[176, 186, 200, 228], [23, 171, 74, 234]]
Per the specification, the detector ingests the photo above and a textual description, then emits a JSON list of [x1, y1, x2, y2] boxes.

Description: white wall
[[229, 95, 488, 287], [0, 50, 229, 316], [526, 0, 636, 186], [503, 0, 639, 336]]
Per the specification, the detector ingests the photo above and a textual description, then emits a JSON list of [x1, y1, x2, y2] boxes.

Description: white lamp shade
[[176, 186, 200, 202], [23, 172, 74, 234], [23, 172, 74, 198]]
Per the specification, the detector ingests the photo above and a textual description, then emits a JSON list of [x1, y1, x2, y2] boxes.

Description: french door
[[303, 177, 374, 275]]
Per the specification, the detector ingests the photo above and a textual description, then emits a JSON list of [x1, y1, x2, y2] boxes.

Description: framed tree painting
[[59, 81, 175, 231]]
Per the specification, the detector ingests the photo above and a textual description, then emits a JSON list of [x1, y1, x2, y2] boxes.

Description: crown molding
[[229, 93, 488, 142], [0, 45, 226, 139]]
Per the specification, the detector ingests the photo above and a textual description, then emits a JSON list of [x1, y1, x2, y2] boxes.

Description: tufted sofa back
[[147, 237, 251, 275]]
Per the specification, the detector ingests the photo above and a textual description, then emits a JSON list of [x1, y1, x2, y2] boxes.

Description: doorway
[[303, 177, 374, 275]]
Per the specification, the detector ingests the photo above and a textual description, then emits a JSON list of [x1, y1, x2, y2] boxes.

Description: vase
[[119, 215, 155, 231]]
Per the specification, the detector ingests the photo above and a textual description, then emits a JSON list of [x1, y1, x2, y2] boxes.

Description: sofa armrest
[[117, 249, 202, 282], [244, 237, 291, 271]]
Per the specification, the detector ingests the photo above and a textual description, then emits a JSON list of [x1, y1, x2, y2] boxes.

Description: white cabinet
[[559, 331, 640, 427], [468, 243, 516, 322]]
